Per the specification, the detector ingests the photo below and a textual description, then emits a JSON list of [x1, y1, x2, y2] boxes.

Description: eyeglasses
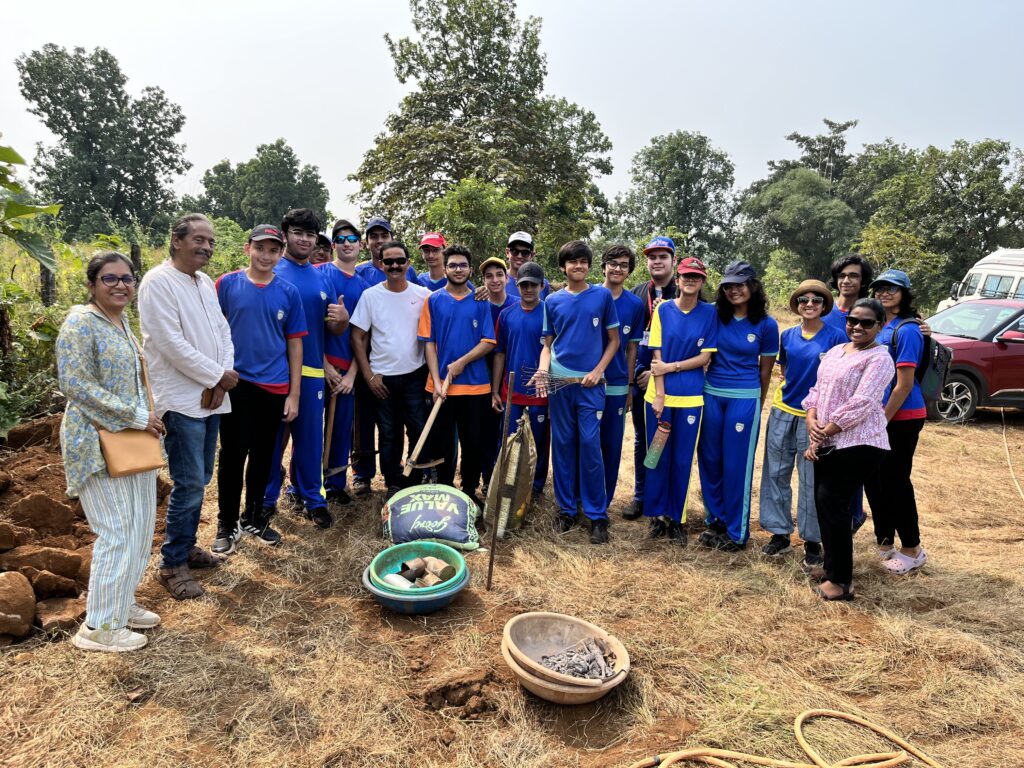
[[382, 257, 408, 267], [446, 263, 470, 271], [873, 285, 900, 295], [509, 248, 532, 257], [99, 274, 136, 287], [678, 274, 704, 282], [846, 316, 879, 329], [797, 296, 825, 306], [334, 234, 359, 244], [604, 261, 631, 272]]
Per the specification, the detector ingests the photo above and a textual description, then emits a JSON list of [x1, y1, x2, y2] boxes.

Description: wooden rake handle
[[403, 372, 451, 476]]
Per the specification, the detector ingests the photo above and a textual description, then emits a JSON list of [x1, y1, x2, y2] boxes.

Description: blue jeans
[[161, 411, 219, 568], [758, 408, 820, 543]]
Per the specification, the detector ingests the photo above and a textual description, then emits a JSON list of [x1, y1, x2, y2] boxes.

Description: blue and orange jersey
[[215, 270, 307, 394], [318, 262, 368, 371], [417, 288, 496, 395]]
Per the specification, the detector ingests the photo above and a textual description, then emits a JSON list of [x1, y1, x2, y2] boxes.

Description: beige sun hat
[[789, 279, 834, 315]]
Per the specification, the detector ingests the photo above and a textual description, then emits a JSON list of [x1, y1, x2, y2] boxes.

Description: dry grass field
[[2, 404, 1023, 768]]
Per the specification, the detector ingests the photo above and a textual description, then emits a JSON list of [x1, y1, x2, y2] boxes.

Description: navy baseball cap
[[869, 269, 912, 291], [365, 217, 393, 234], [643, 236, 675, 255], [516, 261, 545, 285], [720, 260, 757, 285], [249, 224, 285, 243]]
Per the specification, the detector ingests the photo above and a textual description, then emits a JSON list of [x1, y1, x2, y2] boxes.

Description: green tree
[[16, 45, 189, 240], [351, 0, 612, 236], [856, 222, 948, 308], [837, 139, 918, 222], [185, 139, 330, 230], [424, 177, 528, 265], [615, 131, 736, 262], [742, 168, 860, 280], [766, 118, 859, 187], [870, 139, 1024, 280]]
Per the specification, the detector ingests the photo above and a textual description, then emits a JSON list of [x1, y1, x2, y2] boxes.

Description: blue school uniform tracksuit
[[698, 313, 779, 545], [643, 300, 718, 523], [543, 285, 618, 521], [601, 291, 645, 510]]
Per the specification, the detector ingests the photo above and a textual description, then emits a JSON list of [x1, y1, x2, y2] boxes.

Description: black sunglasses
[[797, 296, 825, 306], [382, 257, 408, 267], [846, 316, 879, 329], [334, 234, 359, 244]]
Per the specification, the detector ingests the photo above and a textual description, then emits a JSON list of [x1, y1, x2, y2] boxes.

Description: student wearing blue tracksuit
[[599, 245, 645, 514], [644, 257, 718, 545], [540, 241, 619, 544], [759, 280, 847, 566], [262, 209, 349, 530], [492, 261, 551, 493], [697, 260, 778, 551], [319, 219, 369, 504]]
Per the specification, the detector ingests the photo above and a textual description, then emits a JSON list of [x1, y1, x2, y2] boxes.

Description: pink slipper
[[883, 548, 927, 574]]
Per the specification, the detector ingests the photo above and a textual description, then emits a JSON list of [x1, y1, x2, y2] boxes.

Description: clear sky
[[3, 0, 1023, 218]]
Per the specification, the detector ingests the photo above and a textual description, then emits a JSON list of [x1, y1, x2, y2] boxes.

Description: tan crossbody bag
[[95, 333, 164, 477]]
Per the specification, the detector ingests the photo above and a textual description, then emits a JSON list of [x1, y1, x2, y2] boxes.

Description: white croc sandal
[[883, 548, 927, 575]]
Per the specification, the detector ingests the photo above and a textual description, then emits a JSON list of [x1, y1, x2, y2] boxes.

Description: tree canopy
[[182, 139, 331, 231], [350, 0, 612, 238], [16, 44, 189, 241]]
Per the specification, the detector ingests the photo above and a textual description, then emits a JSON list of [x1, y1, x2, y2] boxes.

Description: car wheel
[[935, 373, 979, 423]]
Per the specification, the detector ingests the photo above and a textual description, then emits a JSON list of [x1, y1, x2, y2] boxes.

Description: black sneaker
[[666, 520, 687, 546], [212, 522, 240, 555], [648, 517, 668, 539], [554, 515, 576, 534], [352, 477, 371, 496], [589, 518, 609, 545], [386, 484, 403, 499], [761, 534, 793, 558], [709, 532, 744, 552], [306, 506, 334, 529], [240, 514, 282, 547], [325, 488, 352, 505], [623, 499, 644, 520], [803, 541, 824, 569]]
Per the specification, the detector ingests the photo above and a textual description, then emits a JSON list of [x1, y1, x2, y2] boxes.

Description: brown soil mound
[[0, 414, 170, 640]]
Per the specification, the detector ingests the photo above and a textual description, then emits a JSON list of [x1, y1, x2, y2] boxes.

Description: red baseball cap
[[419, 232, 446, 249], [676, 256, 708, 277]]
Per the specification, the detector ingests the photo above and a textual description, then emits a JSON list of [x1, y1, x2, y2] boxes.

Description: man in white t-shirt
[[350, 240, 433, 494]]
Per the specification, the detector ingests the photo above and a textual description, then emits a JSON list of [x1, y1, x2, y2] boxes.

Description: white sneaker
[[127, 603, 161, 629], [72, 625, 148, 653]]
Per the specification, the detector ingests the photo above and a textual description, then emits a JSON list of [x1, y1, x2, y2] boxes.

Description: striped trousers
[[79, 469, 158, 630]]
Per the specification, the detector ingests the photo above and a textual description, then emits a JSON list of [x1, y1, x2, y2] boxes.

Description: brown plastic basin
[[502, 611, 630, 690], [500, 638, 625, 705]]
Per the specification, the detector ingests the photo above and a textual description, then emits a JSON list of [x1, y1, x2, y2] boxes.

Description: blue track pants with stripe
[[643, 403, 703, 524], [324, 390, 354, 492], [600, 392, 629, 510], [264, 375, 326, 510], [549, 384, 607, 520], [697, 391, 761, 545]]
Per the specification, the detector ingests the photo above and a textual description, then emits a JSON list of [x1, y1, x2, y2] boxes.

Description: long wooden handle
[[322, 392, 338, 471], [486, 371, 515, 591], [403, 373, 451, 476]]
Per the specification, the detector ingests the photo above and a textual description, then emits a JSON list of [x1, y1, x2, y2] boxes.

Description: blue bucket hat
[[869, 269, 912, 291]]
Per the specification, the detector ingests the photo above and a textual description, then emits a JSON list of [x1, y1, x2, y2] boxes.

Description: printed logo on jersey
[[735, 422, 745, 432], [746, 333, 756, 343], [698, 337, 704, 346], [617, 407, 623, 416], [596, 410, 603, 421], [318, 390, 324, 400], [819, 352, 827, 360], [687, 414, 696, 425], [623, 325, 631, 335], [537, 414, 545, 423], [592, 316, 599, 327], [320, 291, 328, 301], [277, 309, 285, 321], [472, 318, 478, 328]]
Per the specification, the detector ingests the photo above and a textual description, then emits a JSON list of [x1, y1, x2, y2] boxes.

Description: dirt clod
[[419, 669, 496, 719], [0, 570, 36, 636]]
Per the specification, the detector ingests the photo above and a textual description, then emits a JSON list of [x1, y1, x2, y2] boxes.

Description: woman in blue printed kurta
[[57, 252, 164, 653], [697, 261, 778, 551], [644, 258, 717, 545]]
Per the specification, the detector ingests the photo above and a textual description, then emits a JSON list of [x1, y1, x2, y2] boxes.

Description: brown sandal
[[158, 564, 204, 600], [186, 546, 227, 569]]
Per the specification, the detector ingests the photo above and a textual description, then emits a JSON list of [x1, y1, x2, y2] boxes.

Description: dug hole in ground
[[0, 403, 1022, 768]]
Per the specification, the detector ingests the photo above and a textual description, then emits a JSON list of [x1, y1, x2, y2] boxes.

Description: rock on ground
[[7, 493, 76, 536], [0, 521, 37, 552], [0, 571, 37, 637], [0, 545, 82, 579], [36, 596, 86, 632], [30, 570, 79, 599]]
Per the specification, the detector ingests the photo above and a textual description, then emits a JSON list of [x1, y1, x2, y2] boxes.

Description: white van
[[937, 248, 1024, 311]]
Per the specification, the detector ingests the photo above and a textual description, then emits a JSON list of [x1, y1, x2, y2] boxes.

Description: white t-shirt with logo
[[350, 281, 431, 376]]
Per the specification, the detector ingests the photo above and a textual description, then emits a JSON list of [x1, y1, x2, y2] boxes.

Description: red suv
[[927, 299, 1024, 422]]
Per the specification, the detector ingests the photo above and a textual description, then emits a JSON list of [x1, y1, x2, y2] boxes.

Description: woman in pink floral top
[[802, 298, 894, 600]]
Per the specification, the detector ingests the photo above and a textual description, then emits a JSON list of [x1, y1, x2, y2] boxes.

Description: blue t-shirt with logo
[[774, 323, 848, 415], [542, 285, 619, 377], [705, 314, 780, 391], [496, 302, 547, 405], [605, 290, 645, 392], [645, 300, 718, 405], [318, 263, 368, 371], [274, 258, 333, 370]]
